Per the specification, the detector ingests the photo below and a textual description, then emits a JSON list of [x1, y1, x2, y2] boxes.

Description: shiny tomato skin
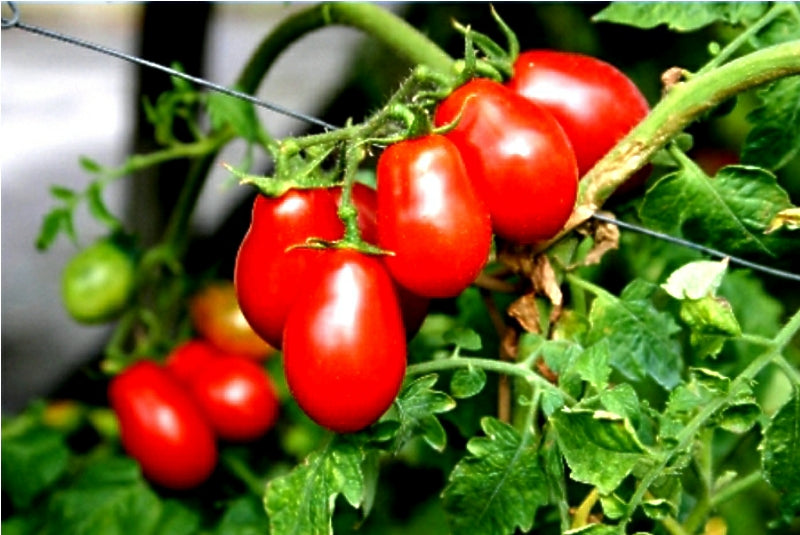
[[108, 361, 217, 489], [377, 135, 492, 298], [282, 250, 407, 433], [188, 356, 280, 442], [189, 281, 276, 360], [435, 78, 578, 244], [234, 189, 344, 349], [165, 339, 222, 386], [507, 50, 650, 177]]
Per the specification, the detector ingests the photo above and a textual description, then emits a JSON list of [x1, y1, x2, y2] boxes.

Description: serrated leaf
[[443, 417, 548, 535], [600, 384, 642, 428], [1, 426, 70, 508], [742, 77, 800, 171], [87, 182, 122, 230], [265, 438, 365, 535], [207, 92, 260, 142], [761, 395, 800, 518], [593, 2, 767, 31], [586, 279, 682, 388], [443, 326, 483, 351], [393, 374, 456, 452], [552, 408, 648, 494], [451, 366, 487, 398], [574, 340, 612, 391], [640, 165, 796, 258], [717, 401, 760, 434], [680, 296, 741, 358], [44, 457, 162, 535], [662, 259, 728, 300]]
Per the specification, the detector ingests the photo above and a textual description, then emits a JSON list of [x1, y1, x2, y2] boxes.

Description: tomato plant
[[5, 3, 800, 535], [108, 361, 218, 490], [282, 249, 407, 433], [434, 78, 579, 244], [60, 238, 136, 324], [376, 134, 492, 298], [507, 49, 651, 177]]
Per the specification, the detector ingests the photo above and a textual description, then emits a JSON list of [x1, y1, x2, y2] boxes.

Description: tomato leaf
[[573, 339, 612, 392], [586, 279, 683, 389], [1, 426, 69, 508], [86, 182, 123, 231], [450, 365, 487, 398], [212, 495, 269, 535], [151, 500, 201, 535], [392, 374, 456, 452], [742, 77, 800, 171], [265, 437, 365, 535], [661, 259, 728, 300], [207, 91, 260, 143], [552, 408, 649, 495], [761, 394, 800, 520], [442, 417, 548, 535], [36, 207, 76, 250], [44, 457, 163, 535], [640, 165, 797, 258], [592, 2, 767, 32]]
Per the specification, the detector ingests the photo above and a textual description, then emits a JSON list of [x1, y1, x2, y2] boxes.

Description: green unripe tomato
[[61, 239, 136, 324]]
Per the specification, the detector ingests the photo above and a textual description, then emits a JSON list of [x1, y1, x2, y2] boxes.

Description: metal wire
[[1, 2, 338, 131], [4, 1, 800, 283]]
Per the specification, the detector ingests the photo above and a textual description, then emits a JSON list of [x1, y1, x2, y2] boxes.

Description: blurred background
[[2, 2, 789, 415]]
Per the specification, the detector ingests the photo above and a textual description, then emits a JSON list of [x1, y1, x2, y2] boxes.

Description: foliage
[[4, 2, 800, 535]]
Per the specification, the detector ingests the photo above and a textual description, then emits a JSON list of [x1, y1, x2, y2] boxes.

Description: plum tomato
[[165, 339, 222, 386], [435, 78, 578, 244], [282, 249, 407, 433], [234, 189, 343, 349], [507, 50, 650, 177], [376, 135, 492, 298], [108, 361, 217, 489], [188, 356, 280, 442], [61, 238, 136, 324], [189, 281, 276, 360]]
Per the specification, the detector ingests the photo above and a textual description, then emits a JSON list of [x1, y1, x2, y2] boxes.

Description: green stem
[[536, 40, 800, 251], [775, 353, 800, 387], [221, 451, 266, 497], [621, 306, 800, 527], [697, 3, 793, 75], [683, 471, 764, 533], [406, 356, 576, 406]]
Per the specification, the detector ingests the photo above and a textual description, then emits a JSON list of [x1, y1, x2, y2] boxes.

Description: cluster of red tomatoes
[[109, 283, 280, 490], [233, 50, 648, 434]]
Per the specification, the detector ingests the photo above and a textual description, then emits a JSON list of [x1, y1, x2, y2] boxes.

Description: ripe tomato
[[108, 361, 217, 489], [165, 339, 222, 385], [188, 356, 280, 442], [435, 78, 578, 244], [189, 281, 276, 360], [377, 135, 492, 298], [61, 238, 136, 324], [507, 50, 650, 177], [282, 249, 406, 433], [234, 189, 343, 349]]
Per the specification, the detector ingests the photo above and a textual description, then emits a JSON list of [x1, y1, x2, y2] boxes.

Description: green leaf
[[752, 7, 800, 47], [212, 495, 269, 535], [742, 77, 800, 171], [761, 395, 800, 518], [661, 259, 728, 300], [265, 437, 365, 535], [44, 457, 162, 535], [586, 279, 682, 388], [392, 374, 456, 452], [573, 340, 612, 391], [86, 182, 122, 231], [565, 522, 624, 534], [1, 426, 70, 508], [716, 401, 760, 434], [600, 384, 643, 428], [443, 326, 483, 351], [552, 408, 648, 494], [78, 156, 103, 173], [443, 417, 548, 535], [50, 185, 79, 202], [152, 500, 201, 535], [592, 2, 767, 31], [640, 165, 796, 257], [36, 208, 75, 250], [450, 366, 487, 398], [207, 91, 259, 142], [680, 296, 742, 358]]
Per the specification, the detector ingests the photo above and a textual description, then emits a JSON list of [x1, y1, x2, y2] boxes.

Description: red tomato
[[188, 356, 280, 442], [189, 281, 276, 360], [507, 50, 650, 177], [377, 135, 492, 298], [234, 189, 343, 349], [435, 78, 578, 244], [108, 361, 217, 489], [165, 339, 222, 385], [282, 249, 407, 433]]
